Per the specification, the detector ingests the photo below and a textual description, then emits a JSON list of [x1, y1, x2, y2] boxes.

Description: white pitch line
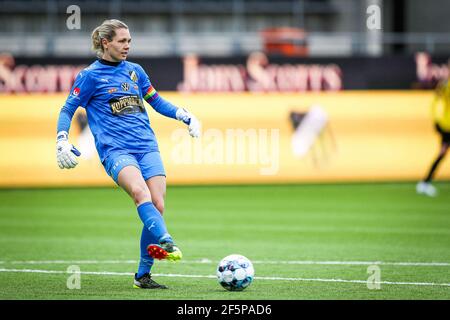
[[251, 261, 450, 267], [0, 259, 449, 267], [0, 268, 449, 288], [0, 260, 139, 265]]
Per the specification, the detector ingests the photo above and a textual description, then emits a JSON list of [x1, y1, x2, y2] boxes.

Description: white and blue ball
[[216, 254, 254, 291]]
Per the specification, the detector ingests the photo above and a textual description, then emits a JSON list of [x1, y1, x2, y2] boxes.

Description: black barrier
[[0, 52, 448, 93], [0, 300, 443, 318]]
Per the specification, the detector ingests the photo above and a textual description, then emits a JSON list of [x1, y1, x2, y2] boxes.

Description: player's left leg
[[145, 175, 182, 261], [138, 153, 182, 261], [146, 175, 166, 215], [136, 175, 167, 278]]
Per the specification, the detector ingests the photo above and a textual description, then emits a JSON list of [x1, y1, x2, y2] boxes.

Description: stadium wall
[[0, 91, 449, 187], [1, 53, 448, 93]]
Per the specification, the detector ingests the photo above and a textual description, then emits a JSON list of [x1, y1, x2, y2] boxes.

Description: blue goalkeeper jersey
[[58, 59, 179, 162]]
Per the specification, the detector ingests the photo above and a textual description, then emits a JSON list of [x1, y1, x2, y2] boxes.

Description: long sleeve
[[431, 82, 445, 122], [57, 68, 95, 133], [57, 104, 78, 133], [135, 63, 179, 120], [146, 93, 178, 120]]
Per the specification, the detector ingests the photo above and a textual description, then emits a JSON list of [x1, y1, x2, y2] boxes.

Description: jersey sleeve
[[135, 64, 179, 120], [65, 69, 95, 110], [57, 69, 95, 133], [431, 81, 446, 121]]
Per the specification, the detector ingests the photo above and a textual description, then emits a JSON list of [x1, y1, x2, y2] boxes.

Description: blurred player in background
[[55, 19, 201, 289], [417, 75, 450, 197]]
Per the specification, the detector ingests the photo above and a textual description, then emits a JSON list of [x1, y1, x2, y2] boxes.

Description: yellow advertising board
[[0, 91, 448, 187]]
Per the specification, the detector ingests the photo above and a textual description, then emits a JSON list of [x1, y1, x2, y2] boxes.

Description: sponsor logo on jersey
[[72, 87, 80, 96], [129, 70, 138, 83], [109, 95, 145, 115], [121, 82, 130, 91]]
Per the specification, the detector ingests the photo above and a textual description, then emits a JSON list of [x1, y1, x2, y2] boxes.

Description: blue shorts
[[103, 151, 166, 184]]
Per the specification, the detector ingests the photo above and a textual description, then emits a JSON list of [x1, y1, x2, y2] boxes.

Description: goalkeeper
[[56, 19, 201, 289], [416, 78, 450, 197]]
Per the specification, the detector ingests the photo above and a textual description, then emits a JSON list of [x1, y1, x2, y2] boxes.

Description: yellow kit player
[[417, 79, 450, 196]]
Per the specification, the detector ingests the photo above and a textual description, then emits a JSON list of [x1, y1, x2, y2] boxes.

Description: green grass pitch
[[0, 182, 449, 300]]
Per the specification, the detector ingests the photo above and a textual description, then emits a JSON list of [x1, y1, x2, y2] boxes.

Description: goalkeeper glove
[[56, 131, 81, 169], [176, 108, 201, 138]]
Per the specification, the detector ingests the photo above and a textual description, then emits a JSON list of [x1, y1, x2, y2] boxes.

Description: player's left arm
[[136, 64, 201, 138]]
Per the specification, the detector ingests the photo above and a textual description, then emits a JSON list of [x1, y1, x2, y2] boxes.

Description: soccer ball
[[216, 254, 254, 291]]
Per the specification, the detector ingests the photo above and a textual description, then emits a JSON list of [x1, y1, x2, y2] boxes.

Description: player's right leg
[[117, 166, 174, 288], [133, 226, 168, 289], [417, 141, 449, 196]]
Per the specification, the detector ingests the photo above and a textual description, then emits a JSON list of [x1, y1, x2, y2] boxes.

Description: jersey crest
[[129, 70, 138, 83]]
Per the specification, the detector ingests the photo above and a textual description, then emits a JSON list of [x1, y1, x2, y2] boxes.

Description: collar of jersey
[[98, 59, 122, 67]]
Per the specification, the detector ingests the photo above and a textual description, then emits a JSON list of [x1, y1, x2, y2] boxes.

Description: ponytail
[[91, 19, 128, 57]]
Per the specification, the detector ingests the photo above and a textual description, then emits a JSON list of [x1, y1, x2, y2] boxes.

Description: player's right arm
[[430, 81, 445, 123], [56, 69, 94, 169]]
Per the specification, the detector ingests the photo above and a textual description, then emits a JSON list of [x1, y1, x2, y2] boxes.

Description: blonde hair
[[91, 19, 129, 57]]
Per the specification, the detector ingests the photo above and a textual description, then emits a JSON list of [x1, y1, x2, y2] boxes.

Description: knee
[[153, 197, 165, 215], [130, 184, 151, 205]]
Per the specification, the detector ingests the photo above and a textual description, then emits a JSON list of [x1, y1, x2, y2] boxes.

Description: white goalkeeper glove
[[56, 131, 81, 169], [176, 108, 201, 138]]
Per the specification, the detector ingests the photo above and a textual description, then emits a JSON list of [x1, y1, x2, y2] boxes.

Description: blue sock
[[136, 226, 157, 278], [136, 202, 173, 278], [137, 202, 173, 244]]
